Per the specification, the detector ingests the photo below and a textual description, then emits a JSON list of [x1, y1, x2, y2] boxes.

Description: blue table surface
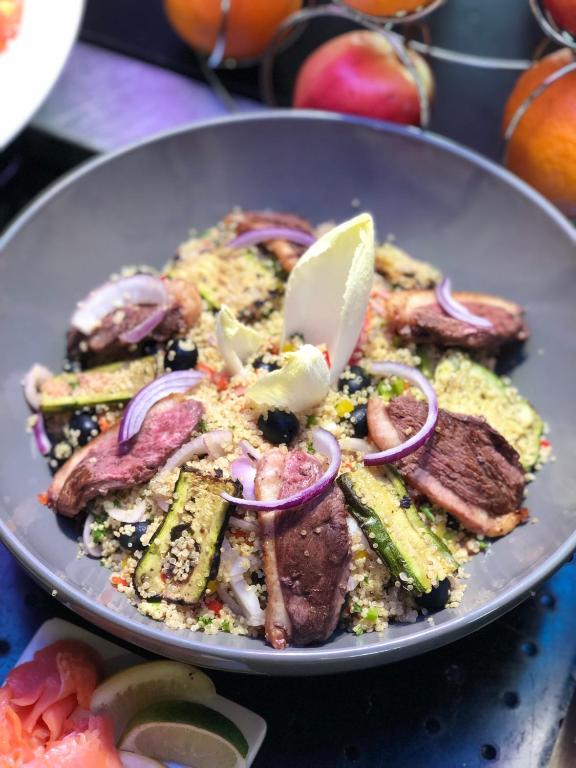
[[2, 541, 575, 767]]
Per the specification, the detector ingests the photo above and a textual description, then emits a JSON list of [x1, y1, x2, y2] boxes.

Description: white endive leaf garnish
[[215, 304, 263, 375], [246, 344, 330, 413], [282, 212, 375, 383]]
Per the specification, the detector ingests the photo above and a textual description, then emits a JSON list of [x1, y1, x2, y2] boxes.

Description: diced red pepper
[[197, 362, 229, 391], [540, 438, 551, 448], [323, 349, 331, 368], [37, 491, 49, 506], [111, 575, 129, 587], [205, 597, 223, 615]]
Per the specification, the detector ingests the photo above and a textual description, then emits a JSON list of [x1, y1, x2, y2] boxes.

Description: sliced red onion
[[340, 437, 373, 455], [162, 429, 232, 472], [364, 362, 438, 466], [229, 515, 259, 532], [219, 539, 265, 626], [221, 427, 340, 510], [83, 514, 103, 558], [203, 429, 233, 459], [162, 435, 206, 472], [436, 277, 493, 329], [229, 227, 315, 251], [103, 498, 147, 524], [22, 364, 52, 410], [32, 413, 51, 456], [71, 275, 168, 335], [230, 456, 257, 501], [118, 370, 205, 444], [238, 440, 261, 461], [119, 305, 168, 344]]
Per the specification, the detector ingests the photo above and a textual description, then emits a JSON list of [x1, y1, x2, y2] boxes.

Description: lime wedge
[[90, 661, 216, 739], [119, 700, 249, 768], [119, 752, 166, 768]]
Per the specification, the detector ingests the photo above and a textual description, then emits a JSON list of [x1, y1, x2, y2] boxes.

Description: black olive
[[258, 410, 299, 445], [141, 339, 159, 356], [47, 442, 73, 474], [337, 365, 372, 394], [253, 355, 280, 372], [69, 411, 100, 446], [118, 521, 150, 552], [164, 338, 199, 371], [63, 358, 83, 373], [349, 403, 368, 438], [415, 578, 451, 612]]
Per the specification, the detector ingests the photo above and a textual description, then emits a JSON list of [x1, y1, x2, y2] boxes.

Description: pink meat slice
[[47, 396, 204, 517], [255, 449, 351, 649]]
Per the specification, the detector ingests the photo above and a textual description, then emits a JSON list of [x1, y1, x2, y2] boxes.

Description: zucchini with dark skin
[[133, 469, 234, 604], [338, 466, 457, 594], [39, 356, 158, 413], [433, 352, 543, 470]]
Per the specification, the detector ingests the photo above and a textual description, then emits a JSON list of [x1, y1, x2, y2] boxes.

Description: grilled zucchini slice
[[338, 466, 457, 594], [167, 248, 282, 320], [39, 356, 158, 413], [134, 469, 233, 604], [433, 352, 543, 470]]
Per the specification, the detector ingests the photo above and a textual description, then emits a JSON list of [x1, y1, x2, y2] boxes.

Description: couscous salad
[[23, 211, 547, 649]]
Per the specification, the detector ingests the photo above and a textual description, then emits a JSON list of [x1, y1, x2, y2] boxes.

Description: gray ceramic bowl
[[1, 112, 575, 675]]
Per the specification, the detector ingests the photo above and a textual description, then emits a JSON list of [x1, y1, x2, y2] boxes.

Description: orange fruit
[[503, 48, 576, 216], [163, 0, 302, 61], [342, 0, 436, 15]]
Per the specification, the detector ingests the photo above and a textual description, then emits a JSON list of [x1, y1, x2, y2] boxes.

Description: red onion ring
[[162, 429, 233, 472], [228, 227, 315, 251], [83, 514, 103, 558], [71, 275, 168, 335], [230, 456, 257, 501], [119, 305, 168, 344], [238, 440, 261, 461], [118, 370, 205, 444], [364, 362, 439, 466], [32, 413, 51, 456], [221, 427, 340, 510], [435, 278, 494, 329], [22, 363, 52, 411]]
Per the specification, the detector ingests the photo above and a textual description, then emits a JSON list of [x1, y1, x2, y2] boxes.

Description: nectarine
[[293, 31, 433, 126]]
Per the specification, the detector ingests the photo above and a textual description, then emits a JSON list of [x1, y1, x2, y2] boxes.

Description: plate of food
[[1, 618, 266, 766], [0, 0, 84, 150], [0, 112, 575, 675]]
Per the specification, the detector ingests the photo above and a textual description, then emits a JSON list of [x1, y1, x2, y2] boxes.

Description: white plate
[[17, 618, 267, 768], [0, 0, 84, 150]]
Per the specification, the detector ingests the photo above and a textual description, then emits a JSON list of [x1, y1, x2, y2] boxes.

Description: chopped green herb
[[420, 504, 435, 523], [306, 440, 316, 454], [351, 601, 362, 614], [197, 419, 207, 434], [353, 625, 364, 636], [198, 615, 213, 627], [92, 528, 106, 544], [220, 619, 231, 632], [306, 415, 318, 427], [365, 607, 379, 622], [477, 540, 489, 551]]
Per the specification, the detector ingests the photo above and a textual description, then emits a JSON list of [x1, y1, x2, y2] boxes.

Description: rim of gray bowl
[[1, 109, 575, 668]]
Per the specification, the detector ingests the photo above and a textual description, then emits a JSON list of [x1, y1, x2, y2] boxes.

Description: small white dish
[[17, 618, 267, 768], [0, 0, 84, 150]]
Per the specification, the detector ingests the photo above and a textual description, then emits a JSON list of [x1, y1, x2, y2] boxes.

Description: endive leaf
[[282, 213, 375, 383], [215, 304, 263, 375], [246, 344, 330, 413]]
